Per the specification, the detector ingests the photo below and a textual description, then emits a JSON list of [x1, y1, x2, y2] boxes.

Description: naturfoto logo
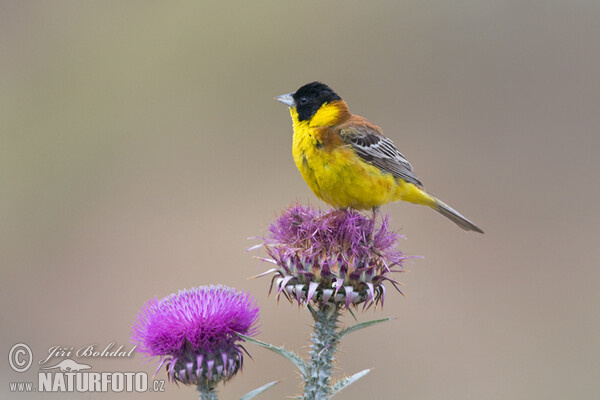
[[8, 342, 165, 394]]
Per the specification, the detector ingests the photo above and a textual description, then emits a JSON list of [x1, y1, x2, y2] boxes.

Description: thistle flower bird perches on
[[255, 204, 408, 309]]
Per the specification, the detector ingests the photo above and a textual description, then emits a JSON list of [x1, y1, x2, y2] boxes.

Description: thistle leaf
[[338, 318, 394, 339], [239, 335, 308, 376], [239, 380, 279, 400], [331, 369, 371, 397]]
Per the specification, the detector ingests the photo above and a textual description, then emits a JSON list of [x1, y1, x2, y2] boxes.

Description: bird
[[275, 81, 483, 233]]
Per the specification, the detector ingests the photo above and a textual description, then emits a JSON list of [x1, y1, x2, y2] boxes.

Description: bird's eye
[[299, 97, 309, 105]]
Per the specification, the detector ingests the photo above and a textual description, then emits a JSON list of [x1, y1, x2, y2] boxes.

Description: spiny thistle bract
[[257, 204, 407, 309], [131, 285, 259, 387]]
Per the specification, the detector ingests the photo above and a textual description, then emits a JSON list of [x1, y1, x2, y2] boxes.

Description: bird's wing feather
[[339, 123, 423, 187]]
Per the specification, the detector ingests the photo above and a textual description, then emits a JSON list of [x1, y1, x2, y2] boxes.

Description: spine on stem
[[303, 305, 341, 400]]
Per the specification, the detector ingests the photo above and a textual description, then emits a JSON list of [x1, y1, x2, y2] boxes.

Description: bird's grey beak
[[275, 93, 296, 107]]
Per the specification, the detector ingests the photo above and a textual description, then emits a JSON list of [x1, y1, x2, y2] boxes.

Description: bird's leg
[[368, 207, 379, 246]]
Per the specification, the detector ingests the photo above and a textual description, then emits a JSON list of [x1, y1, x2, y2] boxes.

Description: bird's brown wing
[[338, 122, 423, 187]]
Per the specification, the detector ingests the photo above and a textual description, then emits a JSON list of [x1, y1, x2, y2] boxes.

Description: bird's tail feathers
[[432, 198, 484, 233]]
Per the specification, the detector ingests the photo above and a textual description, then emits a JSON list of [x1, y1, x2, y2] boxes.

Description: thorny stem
[[303, 304, 341, 400], [197, 383, 218, 400]]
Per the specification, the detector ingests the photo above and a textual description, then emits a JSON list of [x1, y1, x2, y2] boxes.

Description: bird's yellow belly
[[294, 143, 399, 210]]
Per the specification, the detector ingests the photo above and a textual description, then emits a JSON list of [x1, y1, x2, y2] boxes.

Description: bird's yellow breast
[[290, 107, 413, 210]]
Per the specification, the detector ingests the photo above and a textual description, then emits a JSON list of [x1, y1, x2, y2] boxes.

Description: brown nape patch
[[329, 100, 352, 124], [342, 114, 384, 134]]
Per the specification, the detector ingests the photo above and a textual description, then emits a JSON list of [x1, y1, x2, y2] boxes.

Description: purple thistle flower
[[131, 285, 259, 387], [256, 204, 408, 308]]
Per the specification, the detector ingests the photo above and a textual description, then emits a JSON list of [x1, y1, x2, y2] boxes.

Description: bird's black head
[[292, 82, 342, 122]]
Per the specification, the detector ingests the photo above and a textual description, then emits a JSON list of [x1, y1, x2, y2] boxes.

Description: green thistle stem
[[197, 383, 218, 400], [303, 304, 341, 400]]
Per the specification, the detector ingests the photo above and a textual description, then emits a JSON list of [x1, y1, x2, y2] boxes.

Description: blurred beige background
[[2, 1, 599, 399]]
